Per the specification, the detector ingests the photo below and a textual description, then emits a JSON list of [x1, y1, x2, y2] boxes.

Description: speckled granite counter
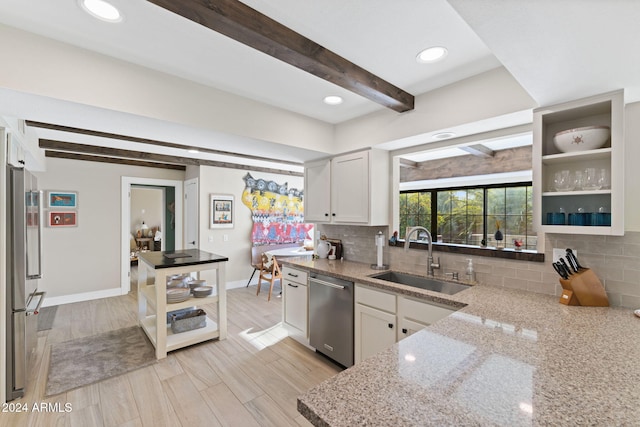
[[285, 258, 640, 426]]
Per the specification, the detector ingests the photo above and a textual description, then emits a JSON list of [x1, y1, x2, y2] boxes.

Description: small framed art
[[47, 191, 78, 208], [48, 211, 78, 227], [210, 194, 234, 229]]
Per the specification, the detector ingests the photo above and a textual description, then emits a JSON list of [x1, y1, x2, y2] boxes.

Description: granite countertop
[[137, 249, 228, 269], [284, 258, 640, 426]]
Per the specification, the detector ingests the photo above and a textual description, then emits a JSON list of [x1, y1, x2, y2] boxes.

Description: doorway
[[121, 177, 184, 294]]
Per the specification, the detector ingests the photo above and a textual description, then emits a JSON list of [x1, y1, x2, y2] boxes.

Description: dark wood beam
[[40, 139, 303, 177], [45, 151, 186, 171], [26, 120, 303, 167], [459, 144, 495, 158], [146, 0, 414, 112]]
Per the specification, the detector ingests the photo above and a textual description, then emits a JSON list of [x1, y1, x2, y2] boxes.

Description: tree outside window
[[399, 184, 534, 250]]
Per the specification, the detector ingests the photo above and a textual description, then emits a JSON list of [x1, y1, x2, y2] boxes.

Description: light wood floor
[[2, 278, 341, 427]]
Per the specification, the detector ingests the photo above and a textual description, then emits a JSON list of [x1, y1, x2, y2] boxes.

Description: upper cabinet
[[304, 149, 389, 225], [533, 90, 624, 240], [6, 131, 25, 167]]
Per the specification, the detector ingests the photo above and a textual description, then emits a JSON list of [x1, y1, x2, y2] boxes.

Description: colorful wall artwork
[[241, 173, 313, 245]]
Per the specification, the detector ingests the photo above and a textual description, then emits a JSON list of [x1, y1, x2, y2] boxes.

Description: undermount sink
[[370, 271, 470, 295]]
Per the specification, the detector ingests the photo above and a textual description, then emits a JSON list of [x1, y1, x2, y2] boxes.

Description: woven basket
[[170, 308, 206, 333]]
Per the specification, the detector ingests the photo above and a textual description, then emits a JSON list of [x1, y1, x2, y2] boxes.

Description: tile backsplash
[[316, 224, 640, 308]]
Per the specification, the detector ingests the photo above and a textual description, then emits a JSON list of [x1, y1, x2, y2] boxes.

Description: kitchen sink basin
[[370, 271, 470, 295]]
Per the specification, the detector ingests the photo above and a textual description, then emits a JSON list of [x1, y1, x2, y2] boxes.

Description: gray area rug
[[37, 306, 58, 331], [45, 326, 156, 396]]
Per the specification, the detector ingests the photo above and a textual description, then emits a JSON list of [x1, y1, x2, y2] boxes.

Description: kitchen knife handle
[[559, 258, 573, 275]]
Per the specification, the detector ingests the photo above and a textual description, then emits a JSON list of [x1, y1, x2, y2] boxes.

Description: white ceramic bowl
[[553, 125, 610, 153]]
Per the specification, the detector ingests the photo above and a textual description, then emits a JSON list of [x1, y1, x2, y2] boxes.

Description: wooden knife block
[[558, 268, 609, 307]]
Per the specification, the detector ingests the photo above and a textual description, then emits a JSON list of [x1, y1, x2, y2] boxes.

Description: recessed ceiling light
[[433, 132, 456, 140], [79, 0, 122, 23], [416, 46, 448, 64], [323, 95, 343, 106]]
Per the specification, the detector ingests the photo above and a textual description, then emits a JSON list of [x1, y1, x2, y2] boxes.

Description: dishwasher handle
[[309, 277, 345, 290]]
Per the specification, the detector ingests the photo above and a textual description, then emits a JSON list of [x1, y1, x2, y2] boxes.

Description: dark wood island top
[[138, 249, 228, 269]]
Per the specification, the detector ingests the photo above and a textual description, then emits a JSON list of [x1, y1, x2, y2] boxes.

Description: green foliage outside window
[[399, 184, 534, 250]]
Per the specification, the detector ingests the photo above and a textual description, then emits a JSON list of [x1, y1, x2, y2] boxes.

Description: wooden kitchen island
[[137, 249, 228, 359]]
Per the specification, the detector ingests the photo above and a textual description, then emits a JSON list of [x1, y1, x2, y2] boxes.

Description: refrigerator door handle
[[26, 190, 43, 279], [26, 291, 46, 316]]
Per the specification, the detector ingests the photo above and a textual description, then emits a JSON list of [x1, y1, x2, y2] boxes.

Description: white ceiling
[[0, 0, 639, 167]]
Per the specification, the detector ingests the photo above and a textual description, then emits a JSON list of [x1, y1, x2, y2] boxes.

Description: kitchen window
[[399, 182, 535, 250]]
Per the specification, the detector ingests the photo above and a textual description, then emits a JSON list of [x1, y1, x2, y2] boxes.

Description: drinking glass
[[554, 170, 573, 191], [573, 170, 583, 190], [598, 168, 610, 189], [583, 168, 601, 191]]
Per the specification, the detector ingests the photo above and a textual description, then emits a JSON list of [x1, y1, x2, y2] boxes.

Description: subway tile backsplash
[[316, 224, 640, 308]]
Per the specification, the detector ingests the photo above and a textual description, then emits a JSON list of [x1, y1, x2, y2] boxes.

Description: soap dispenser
[[465, 259, 475, 283]]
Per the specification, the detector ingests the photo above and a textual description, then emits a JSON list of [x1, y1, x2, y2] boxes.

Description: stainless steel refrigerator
[[6, 166, 45, 401]]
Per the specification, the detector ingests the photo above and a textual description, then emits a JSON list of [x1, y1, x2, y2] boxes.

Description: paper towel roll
[[375, 232, 385, 267]]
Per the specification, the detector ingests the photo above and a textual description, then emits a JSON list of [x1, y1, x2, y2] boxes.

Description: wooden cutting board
[[559, 268, 609, 307]]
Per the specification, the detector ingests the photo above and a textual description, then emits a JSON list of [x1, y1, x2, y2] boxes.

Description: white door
[[184, 178, 198, 249]]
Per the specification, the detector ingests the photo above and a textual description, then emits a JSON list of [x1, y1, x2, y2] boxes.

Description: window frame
[[398, 181, 542, 261]]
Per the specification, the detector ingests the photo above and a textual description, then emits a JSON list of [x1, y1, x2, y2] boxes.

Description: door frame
[[121, 177, 184, 294], [183, 177, 199, 249]]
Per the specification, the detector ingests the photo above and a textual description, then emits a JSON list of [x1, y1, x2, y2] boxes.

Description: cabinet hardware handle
[[288, 273, 299, 277], [402, 328, 408, 334], [332, 213, 336, 216], [287, 283, 298, 288], [388, 323, 394, 329]]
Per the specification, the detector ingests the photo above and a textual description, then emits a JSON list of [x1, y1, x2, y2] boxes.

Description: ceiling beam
[[45, 151, 186, 171], [459, 144, 495, 158], [146, 0, 414, 113], [40, 139, 303, 177], [26, 120, 303, 167]]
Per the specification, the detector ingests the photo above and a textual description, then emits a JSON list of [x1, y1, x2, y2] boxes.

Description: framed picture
[[210, 194, 234, 228], [48, 211, 77, 227], [47, 191, 78, 208]]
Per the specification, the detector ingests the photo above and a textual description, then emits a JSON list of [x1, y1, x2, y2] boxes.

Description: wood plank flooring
[[1, 279, 340, 427]]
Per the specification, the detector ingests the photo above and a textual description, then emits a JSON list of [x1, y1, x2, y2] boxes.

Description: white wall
[[34, 158, 184, 302], [0, 24, 333, 155], [334, 67, 537, 152], [196, 166, 304, 287], [130, 187, 163, 235], [625, 101, 640, 232]]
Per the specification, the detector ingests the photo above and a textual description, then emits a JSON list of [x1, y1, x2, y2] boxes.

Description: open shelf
[[140, 285, 219, 312], [140, 315, 220, 352]]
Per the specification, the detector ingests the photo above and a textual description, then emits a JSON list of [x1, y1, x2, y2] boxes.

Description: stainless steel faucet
[[404, 226, 440, 276]]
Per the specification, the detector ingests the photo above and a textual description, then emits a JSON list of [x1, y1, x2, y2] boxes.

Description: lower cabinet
[[354, 283, 456, 364], [355, 303, 397, 362], [282, 266, 309, 344]]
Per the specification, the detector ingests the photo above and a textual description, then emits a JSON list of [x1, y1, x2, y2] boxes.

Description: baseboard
[[226, 279, 252, 290], [43, 279, 267, 307], [42, 288, 123, 307]]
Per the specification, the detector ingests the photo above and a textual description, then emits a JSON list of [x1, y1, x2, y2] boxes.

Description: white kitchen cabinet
[[304, 149, 389, 225], [355, 284, 457, 363], [6, 132, 25, 167], [355, 303, 397, 362], [303, 159, 331, 223], [533, 90, 624, 249], [355, 285, 397, 363], [282, 266, 309, 344], [397, 296, 455, 340]]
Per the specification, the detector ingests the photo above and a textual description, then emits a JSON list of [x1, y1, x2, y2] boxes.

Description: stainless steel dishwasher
[[309, 272, 354, 368]]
